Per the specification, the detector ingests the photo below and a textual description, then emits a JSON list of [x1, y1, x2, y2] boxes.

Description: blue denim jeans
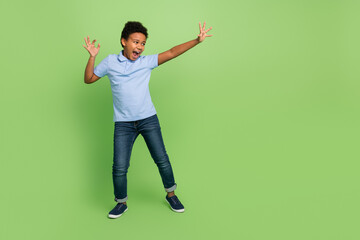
[[112, 114, 177, 203]]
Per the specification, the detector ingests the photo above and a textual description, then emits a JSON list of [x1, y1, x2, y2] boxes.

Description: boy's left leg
[[137, 114, 184, 212], [138, 114, 177, 192]]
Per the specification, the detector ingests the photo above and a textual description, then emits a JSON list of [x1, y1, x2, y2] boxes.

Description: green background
[[1, 0, 360, 239]]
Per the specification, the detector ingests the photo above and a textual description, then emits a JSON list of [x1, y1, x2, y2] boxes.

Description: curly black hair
[[120, 21, 148, 48]]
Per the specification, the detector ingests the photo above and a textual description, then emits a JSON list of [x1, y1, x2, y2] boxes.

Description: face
[[121, 32, 146, 61]]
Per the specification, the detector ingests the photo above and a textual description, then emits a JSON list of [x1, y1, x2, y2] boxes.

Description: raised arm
[[158, 22, 213, 66], [83, 36, 101, 84]]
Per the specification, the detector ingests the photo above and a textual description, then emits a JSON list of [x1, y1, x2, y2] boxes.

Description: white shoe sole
[[166, 199, 185, 213], [108, 207, 128, 219]]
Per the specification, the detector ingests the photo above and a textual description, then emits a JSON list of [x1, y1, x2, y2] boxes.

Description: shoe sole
[[108, 207, 128, 219], [166, 198, 185, 213]]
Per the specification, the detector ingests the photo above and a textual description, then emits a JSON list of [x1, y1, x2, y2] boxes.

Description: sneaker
[[108, 203, 128, 219], [166, 195, 185, 213]]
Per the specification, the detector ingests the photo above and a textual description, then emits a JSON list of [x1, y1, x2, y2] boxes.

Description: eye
[[142, 43, 146, 46]]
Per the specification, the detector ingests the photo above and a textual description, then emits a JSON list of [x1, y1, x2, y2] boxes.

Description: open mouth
[[132, 50, 141, 58]]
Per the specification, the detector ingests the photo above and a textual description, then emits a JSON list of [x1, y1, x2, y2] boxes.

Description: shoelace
[[116, 203, 125, 210], [170, 196, 180, 205]]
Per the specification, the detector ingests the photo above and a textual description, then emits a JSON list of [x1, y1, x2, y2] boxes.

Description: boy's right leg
[[110, 121, 138, 216]]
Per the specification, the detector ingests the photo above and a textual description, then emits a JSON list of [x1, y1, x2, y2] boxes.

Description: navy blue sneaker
[[166, 195, 185, 213], [108, 203, 128, 219]]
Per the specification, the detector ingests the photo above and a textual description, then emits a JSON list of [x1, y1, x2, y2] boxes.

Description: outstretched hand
[[197, 22, 213, 43], [83, 36, 100, 57]]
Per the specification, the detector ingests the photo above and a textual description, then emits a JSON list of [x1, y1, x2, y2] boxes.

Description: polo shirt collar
[[117, 50, 128, 62]]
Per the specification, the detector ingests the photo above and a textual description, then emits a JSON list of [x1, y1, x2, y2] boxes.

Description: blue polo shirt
[[94, 50, 159, 122]]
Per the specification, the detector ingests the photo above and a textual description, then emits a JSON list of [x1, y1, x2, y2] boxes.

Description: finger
[[206, 34, 213, 37], [205, 26, 212, 33], [203, 21, 206, 30], [92, 39, 96, 44], [97, 43, 100, 49]]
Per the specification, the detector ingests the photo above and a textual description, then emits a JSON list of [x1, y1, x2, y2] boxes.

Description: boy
[[83, 21, 212, 218]]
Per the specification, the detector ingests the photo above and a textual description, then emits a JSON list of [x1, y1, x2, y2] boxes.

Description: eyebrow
[[131, 38, 146, 43]]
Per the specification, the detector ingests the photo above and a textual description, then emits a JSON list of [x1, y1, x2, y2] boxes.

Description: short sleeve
[[94, 55, 109, 77], [145, 54, 159, 70]]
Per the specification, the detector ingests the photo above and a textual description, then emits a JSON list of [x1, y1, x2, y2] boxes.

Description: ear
[[121, 38, 126, 47]]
